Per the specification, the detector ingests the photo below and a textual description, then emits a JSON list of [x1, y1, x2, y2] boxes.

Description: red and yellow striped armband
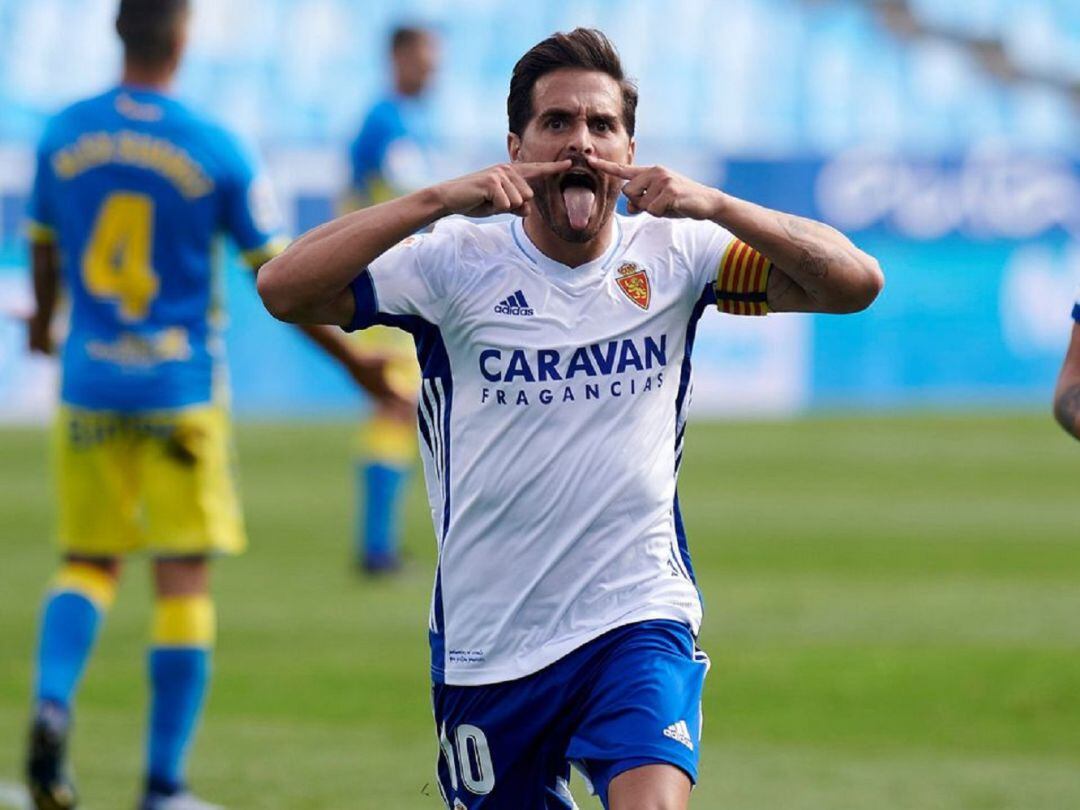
[[714, 238, 772, 316]]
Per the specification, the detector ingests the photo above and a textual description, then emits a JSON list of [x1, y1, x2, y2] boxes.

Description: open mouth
[[558, 170, 598, 230], [558, 170, 599, 194]]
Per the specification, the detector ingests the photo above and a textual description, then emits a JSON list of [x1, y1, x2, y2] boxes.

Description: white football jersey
[[350, 213, 746, 685]]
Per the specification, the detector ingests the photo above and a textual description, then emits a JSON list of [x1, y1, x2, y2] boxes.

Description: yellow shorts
[[353, 325, 421, 398], [53, 404, 246, 557]]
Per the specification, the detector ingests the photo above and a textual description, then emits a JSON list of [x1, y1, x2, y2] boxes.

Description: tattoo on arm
[[1054, 382, 1080, 437], [779, 215, 845, 280]]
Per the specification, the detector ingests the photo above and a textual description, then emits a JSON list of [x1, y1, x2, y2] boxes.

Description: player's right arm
[[25, 128, 61, 355], [295, 323, 413, 417], [256, 160, 570, 327], [1053, 318, 1080, 440]]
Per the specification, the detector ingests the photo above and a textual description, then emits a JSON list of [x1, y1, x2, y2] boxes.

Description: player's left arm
[[1053, 320, 1080, 440], [588, 158, 884, 314]]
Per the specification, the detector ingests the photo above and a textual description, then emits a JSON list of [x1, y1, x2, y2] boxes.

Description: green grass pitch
[[0, 413, 1078, 808]]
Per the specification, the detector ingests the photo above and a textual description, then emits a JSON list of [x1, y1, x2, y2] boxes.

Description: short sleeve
[[346, 223, 461, 332], [218, 134, 288, 267], [1073, 288, 1080, 323], [679, 219, 735, 289], [677, 219, 774, 316], [25, 138, 58, 243]]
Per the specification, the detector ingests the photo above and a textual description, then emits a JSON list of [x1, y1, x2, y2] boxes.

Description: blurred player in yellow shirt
[[343, 25, 440, 573]]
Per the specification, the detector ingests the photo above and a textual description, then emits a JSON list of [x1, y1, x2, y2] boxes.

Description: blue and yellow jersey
[[27, 85, 287, 412], [347, 93, 435, 207]]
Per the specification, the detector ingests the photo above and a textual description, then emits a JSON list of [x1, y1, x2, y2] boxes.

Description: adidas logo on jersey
[[494, 290, 534, 316], [662, 720, 694, 751]]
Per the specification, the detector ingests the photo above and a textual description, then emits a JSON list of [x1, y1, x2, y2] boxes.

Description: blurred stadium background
[[3, 0, 1079, 418], [0, 0, 1078, 808]]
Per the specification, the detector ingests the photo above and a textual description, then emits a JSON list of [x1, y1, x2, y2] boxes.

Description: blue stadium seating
[[0, 0, 1076, 153]]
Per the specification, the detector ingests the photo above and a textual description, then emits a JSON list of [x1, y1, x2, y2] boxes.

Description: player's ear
[[507, 132, 521, 162], [626, 137, 636, 165]]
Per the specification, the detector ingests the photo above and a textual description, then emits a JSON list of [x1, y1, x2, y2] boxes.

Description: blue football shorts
[[432, 619, 710, 808]]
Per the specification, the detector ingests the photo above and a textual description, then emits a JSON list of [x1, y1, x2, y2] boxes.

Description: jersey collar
[[510, 216, 624, 292]]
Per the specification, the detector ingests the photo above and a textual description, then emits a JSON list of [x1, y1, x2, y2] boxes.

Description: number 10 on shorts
[[439, 723, 495, 796]]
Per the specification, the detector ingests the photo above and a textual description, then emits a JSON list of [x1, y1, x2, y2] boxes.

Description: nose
[[563, 120, 594, 157]]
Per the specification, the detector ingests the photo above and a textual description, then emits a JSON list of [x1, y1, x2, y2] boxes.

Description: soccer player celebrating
[[259, 28, 884, 809], [1053, 292, 1080, 440], [22, 2, 401, 808]]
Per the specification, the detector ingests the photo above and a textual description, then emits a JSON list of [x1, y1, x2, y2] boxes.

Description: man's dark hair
[[391, 26, 430, 53], [507, 28, 638, 138], [116, 0, 189, 66]]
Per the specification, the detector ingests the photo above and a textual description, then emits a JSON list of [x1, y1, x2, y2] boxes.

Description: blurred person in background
[[338, 25, 440, 575], [21, 1, 402, 808], [1053, 292, 1080, 439], [259, 27, 883, 809]]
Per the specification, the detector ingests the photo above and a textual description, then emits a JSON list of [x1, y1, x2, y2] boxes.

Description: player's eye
[[592, 120, 610, 132]]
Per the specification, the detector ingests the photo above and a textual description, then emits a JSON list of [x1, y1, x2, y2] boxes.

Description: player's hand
[[432, 161, 572, 219], [345, 353, 415, 419], [27, 313, 53, 355], [587, 157, 724, 220], [375, 388, 416, 422]]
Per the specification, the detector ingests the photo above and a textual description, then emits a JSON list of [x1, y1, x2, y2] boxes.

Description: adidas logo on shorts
[[494, 289, 534, 316], [662, 720, 694, 751]]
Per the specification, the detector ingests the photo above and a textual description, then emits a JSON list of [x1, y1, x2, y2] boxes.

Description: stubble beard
[[532, 178, 620, 244]]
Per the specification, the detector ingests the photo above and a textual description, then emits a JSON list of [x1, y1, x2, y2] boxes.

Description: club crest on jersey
[[616, 262, 650, 310]]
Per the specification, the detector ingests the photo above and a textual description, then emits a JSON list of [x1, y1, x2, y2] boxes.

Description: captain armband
[[713, 238, 772, 316]]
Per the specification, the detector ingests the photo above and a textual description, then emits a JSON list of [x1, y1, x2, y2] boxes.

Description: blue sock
[[35, 591, 104, 709], [146, 647, 210, 795], [358, 462, 408, 562]]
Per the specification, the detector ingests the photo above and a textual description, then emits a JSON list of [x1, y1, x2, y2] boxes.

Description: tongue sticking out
[[562, 187, 595, 231]]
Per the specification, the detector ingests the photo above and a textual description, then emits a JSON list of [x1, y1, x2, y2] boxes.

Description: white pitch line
[[0, 781, 29, 810]]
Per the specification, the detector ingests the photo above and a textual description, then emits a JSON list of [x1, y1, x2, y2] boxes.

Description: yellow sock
[[152, 595, 216, 647], [52, 562, 117, 610]]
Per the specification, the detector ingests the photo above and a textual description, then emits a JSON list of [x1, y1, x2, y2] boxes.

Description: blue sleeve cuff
[[1073, 302, 1080, 323], [345, 271, 379, 332]]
